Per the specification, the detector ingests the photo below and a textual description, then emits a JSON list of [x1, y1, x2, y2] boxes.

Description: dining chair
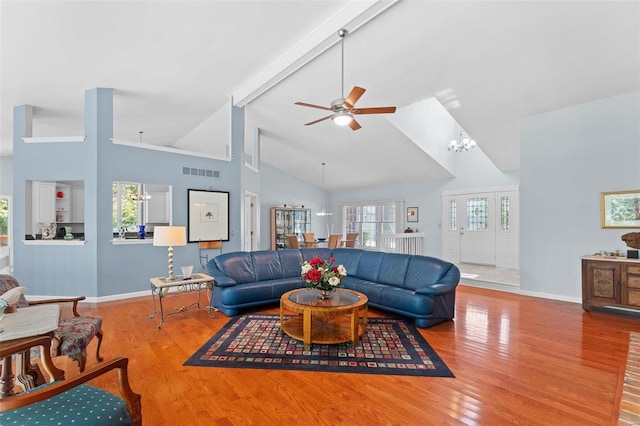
[[0, 274, 103, 373], [302, 233, 318, 248], [0, 335, 141, 425], [341, 233, 358, 248], [327, 234, 342, 249], [286, 234, 300, 249]]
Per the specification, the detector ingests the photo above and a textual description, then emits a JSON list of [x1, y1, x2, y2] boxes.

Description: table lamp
[[153, 226, 187, 280]]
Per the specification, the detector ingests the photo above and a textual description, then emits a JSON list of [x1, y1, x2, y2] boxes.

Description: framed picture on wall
[[188, 189, 230, 242], [407, 207, 419, 223], [601, 190, 640, 229]]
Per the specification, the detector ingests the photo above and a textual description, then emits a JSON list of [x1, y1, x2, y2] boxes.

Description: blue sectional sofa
[[205, 248, 460, 328]]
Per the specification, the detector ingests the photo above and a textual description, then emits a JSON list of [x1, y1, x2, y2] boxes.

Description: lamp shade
[[153, 226, 186, 247]]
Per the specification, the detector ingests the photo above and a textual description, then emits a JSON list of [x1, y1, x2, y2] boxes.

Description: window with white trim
[[342, 200, 403, 248]]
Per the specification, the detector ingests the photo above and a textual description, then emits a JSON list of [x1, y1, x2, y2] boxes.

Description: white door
[[243, 192, 259, 251], [460, 193, 496, 265]]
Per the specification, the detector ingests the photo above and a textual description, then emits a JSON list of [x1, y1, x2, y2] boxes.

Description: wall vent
[[182, 166, 220, 179]]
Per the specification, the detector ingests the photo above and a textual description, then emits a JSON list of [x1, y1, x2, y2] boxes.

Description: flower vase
[[64, 226, 74, 240], [317, 288, 333, 300], [138, 225, 146, 240]]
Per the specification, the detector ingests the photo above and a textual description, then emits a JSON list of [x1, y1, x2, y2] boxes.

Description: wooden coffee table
[[279, 288, 368, 350]]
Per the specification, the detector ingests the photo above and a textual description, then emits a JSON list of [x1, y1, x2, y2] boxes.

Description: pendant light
[[316, 162, 333, 216]]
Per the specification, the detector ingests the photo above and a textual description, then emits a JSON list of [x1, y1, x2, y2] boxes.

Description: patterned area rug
[[184, 314, 454, 377]]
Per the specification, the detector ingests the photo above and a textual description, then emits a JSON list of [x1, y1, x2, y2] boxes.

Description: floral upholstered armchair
[[0, 274, 103, 372]]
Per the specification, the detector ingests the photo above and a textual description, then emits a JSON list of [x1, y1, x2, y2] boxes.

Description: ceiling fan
[[295, 29, 396, 131]]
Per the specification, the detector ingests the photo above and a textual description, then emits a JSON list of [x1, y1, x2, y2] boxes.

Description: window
[[112, 182, 171, 234], [113, 182, 142, 231], [449, 200, 457, 231], [467, 197, 488, 231], [500, 196, 510, 231], [343, 201, 402, 248]]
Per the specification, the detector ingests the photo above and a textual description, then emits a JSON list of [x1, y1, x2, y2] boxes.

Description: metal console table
[[149, 273, 215, 328]]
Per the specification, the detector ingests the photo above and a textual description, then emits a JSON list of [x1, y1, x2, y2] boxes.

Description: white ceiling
[[2, 1, 639, 191]]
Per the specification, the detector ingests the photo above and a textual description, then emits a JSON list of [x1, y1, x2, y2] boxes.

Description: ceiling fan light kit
[[295, 29, 396, 130], [332, 110, 353, 126]]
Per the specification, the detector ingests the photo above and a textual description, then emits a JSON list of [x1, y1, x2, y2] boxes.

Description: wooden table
[[279, 288, 368, 350], [0, 305, 61, 397], [149, 273, 215, 328]]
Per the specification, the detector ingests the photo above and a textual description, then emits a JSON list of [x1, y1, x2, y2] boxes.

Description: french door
[[442, 188, 519, 269]]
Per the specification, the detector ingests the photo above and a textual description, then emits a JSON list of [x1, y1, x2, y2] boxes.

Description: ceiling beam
[[232, 0, 399, 107]]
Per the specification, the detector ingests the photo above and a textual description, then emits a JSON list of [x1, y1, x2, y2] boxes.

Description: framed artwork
[[188, 189, 230, 242], [407, 207, 419, 223], [601, 190, 640, 229]]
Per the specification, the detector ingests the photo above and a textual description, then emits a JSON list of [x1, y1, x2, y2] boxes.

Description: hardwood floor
[[52, 285, 639, 425]]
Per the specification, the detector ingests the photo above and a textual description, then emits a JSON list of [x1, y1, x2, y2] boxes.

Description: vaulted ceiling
[[2, 1, 638, 191]]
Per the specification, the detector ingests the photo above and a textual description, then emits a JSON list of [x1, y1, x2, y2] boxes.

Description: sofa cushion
[[251, 250, 283, 281], [376, 286, 433, 315], [403, 256, 452, 290], [342, 276, 386, 302], [330, 248, 362, 277], [214, 252, 255, 284], [377, 253, 411, 287], [356, 251, 385, 282], [277, 249, 304, 277]]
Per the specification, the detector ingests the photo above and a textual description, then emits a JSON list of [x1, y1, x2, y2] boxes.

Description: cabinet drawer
[[628, 275, 640, 288], [628, 266, 640, 275], [628, 289, 640, 307]]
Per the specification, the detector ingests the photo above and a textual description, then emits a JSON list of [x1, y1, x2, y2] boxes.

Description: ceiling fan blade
[[348, 119, 362, 131], [344, 86, 366, 108], [295, 101, 332, 111], [304, 115, 333, 126], [352, 106, 397, 115]]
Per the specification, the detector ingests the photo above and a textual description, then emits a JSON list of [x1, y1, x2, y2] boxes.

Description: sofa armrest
[[414, 282, 457, 296], [205, 263, 237, 288]]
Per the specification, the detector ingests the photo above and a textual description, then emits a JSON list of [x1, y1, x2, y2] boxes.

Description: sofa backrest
[[277, 249, 304, 278], [377, 253, 412, 287], [403, 255, 454, 290], [251, 250, 284, 281], [300, 248, 332, 261], [356, 251, 386, 282], [214, 252, 256, 284], [330, 248, 363, 277]]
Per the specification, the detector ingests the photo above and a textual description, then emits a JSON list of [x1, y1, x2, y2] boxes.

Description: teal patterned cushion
[[0, 384, 132, 425]]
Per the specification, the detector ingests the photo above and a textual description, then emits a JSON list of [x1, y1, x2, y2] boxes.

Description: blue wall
[[12, 88, 243, 297]]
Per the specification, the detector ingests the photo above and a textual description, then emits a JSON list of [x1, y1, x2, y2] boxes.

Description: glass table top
[[287, 288, 361, 307]]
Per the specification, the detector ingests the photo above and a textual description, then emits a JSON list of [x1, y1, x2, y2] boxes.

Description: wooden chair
[[199, 240, 222, 269], [341, 233, 358, 248], [285, 234, 300, 249], [0, 335, 141, 425], [327, 234, 342, 249], [0, 275, 103, 373], [302, 233, 318, 248]]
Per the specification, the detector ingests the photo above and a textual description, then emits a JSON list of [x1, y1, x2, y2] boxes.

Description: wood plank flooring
[[52, 285, 640, 425]]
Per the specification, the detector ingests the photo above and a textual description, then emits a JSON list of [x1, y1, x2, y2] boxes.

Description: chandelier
[[448, 128, 476, 152]]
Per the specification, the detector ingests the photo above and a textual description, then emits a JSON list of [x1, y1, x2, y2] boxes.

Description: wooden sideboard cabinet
[[582, 255, 640, 312]]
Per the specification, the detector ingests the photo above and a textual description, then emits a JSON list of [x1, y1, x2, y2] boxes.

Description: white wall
[[520, 91, 640, 301]]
